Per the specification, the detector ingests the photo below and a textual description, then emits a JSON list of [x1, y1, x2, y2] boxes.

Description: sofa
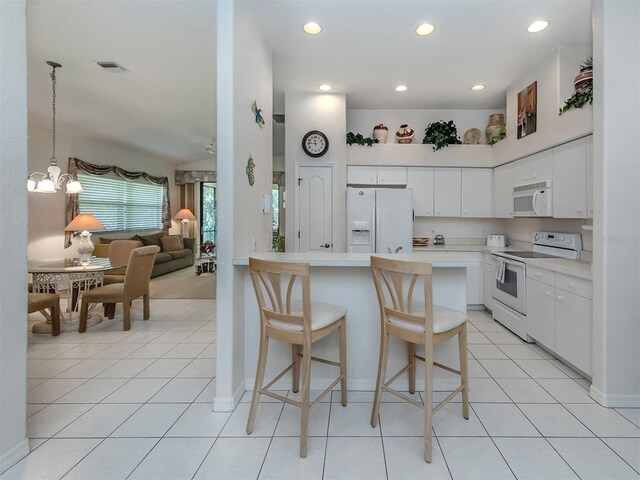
[[95, 232, 195, 278]]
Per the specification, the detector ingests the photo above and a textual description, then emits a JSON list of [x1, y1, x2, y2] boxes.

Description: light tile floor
[[2, 303, 639, 479]]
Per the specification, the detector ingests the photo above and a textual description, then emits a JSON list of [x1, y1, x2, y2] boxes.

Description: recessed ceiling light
[[527, 20, 549, 33], [303, 22, 322, 35], [471, 84, 486, 91], [319, 84, 332, 91], [416, 23, 436, 36], [395, 85, 408, 92]]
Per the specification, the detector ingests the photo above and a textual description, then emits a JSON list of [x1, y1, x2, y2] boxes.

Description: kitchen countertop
[[414, 244, 592, 280], [233, 251, 481, 267]]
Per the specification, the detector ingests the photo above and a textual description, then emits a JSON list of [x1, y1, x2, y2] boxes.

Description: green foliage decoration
[[422, 121, 462, 151], [488, 128, 507, 145], [346, 131, 379, 147]]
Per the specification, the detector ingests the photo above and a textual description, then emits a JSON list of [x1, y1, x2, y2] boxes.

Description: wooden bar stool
[[369, 256, 469, 463], [28, 293, 61, 336], [247, 257, 348, 458]]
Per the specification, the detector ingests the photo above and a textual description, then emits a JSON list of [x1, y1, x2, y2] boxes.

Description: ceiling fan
[[188, 138, 217, 162]]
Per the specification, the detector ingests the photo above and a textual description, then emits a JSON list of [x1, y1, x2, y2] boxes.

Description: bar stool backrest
[[249, 257, 312, 333], [370, 256, 434, 333]]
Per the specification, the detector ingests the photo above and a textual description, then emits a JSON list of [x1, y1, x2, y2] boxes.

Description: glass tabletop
[[28, 257, 124, 273]]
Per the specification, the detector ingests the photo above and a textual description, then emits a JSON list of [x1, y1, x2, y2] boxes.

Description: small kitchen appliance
[[490, 231, 582, 340], [433, 235, 445, 245], [512, 180, 553, 217], [487, 234, 506, 247]]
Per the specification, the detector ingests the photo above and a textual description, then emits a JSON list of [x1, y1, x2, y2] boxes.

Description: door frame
[[295, 162, 335, 252]]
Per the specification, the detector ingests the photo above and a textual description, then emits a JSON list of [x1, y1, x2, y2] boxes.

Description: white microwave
[[512, 180, 553, 217]]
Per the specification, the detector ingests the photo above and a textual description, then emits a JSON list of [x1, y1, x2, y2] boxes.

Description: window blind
[[77, 172, 164, 231]]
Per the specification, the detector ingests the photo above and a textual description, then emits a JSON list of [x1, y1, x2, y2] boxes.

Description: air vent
[[96, 61, 128, 72], [273, 114, 285, 124]]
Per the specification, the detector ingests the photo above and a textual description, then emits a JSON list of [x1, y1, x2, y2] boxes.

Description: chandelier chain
[[50, 65, 57, 166]]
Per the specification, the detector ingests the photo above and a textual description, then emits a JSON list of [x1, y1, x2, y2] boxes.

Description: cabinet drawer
[[527, 265, 555, 286], [556, 273, 592, 299]]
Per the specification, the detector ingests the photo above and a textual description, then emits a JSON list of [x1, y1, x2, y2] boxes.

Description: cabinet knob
[[545, 291, 551, 296], [427, 211, 432, 214], [569, 282, 576, 288], [464, 212, 468, 215], [557, 295, 564, 301], [533, 174, 537, 179], [577, 208, 582, 213], [535, 272, 541, 277], [437, 210, 441, 214]]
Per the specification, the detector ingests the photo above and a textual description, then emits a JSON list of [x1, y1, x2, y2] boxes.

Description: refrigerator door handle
[[375, 204, 380, 253]]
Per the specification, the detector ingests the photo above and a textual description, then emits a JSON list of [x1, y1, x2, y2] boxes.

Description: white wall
[[285, 93, 347, 252], [215, 0, 273, 411], [347, 109, 503, 144], [591, 0, 640, 407], [27, 125, 181, 259], [493, 46, 593, 165], [0, 0, 29, 471]]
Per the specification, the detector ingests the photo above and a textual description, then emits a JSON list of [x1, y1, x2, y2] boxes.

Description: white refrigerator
[[347, 187, 413, 254]]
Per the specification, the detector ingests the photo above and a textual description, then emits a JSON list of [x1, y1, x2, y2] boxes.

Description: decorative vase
[[395, 124, 414, 144], [485, 114, 505, 143], [574, 67, 593, 91], [372, 124, 388, 144]]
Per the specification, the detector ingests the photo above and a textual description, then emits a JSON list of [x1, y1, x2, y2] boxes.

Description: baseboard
[[213, 382, 245, 412], [590, 385, 640, 408], [244, 377, 461, 393], [0, 439, 29, 475]]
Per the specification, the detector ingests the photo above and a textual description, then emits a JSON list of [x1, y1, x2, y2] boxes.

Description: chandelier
[[27, 61, 83, 194]]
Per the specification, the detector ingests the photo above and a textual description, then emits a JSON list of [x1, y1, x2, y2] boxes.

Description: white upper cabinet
[[494, 163, 514, 218], [586, 135, 593, 219], [347, 166, 377, 185], [434, 168, 461, 217], [552, 137, 587, 218], [407, 167, 434, 217], [377, 167, 407, 185], [513, 150, 553, 186], [347, 166, 406, 185], [461, 169, 493, 217]]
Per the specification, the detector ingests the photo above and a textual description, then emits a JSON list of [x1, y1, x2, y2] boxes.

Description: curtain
[[65, 157, 171, 248]]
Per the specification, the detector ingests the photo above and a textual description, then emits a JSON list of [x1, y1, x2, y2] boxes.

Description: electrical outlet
[[252, 236, 256, 251]]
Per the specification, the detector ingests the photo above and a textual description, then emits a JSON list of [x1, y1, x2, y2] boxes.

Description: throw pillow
[[99, 237, 114, 244], [139, 232, 163, 247], [160, 235, 184, 252]]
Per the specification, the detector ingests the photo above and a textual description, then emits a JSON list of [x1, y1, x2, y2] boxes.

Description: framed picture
[[517, 81, 537, 139]]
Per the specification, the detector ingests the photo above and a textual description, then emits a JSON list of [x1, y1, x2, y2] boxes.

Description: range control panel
[[532, 231, 582, 251]]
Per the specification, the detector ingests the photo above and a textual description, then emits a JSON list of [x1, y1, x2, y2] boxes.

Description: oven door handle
[[532, 190, 541, 215], [492, 256, 525, 268]]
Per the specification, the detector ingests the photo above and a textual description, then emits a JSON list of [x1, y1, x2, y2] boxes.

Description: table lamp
[[65, 214, 105, 265], [174, 208, 196, 238]]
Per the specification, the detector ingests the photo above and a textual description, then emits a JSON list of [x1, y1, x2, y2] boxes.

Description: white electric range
[[491, 231, 582, 340]]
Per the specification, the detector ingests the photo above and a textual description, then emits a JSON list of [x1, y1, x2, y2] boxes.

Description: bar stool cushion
[[388, 303, 467, 334], [269, 301, 347, 332]]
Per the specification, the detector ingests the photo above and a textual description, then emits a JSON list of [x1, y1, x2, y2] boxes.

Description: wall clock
[[302, 130, 329, 158]]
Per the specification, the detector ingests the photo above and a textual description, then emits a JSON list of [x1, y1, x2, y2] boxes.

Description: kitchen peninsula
[[232, 251, 479, 393]]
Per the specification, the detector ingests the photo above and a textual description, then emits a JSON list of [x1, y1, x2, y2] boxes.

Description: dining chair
[[369, 255, 469, 463], [79, 246, 160, 332], [28, 293, 61, 336], [247, 257, 348, 458], [103, 240, 144, 285], [102, 240, 144, 318]]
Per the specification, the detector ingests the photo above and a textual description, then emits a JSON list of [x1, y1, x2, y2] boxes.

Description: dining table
[[28, 257, 125, 334]]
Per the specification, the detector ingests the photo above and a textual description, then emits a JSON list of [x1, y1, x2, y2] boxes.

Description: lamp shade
[[64, 214, 105, 232], [174, 208, 196, 220]]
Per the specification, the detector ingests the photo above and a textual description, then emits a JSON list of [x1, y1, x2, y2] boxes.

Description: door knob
[[320, 243, 330, 248]]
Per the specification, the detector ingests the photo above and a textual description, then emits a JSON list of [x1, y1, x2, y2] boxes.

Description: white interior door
[[298, 165, 333, 252]]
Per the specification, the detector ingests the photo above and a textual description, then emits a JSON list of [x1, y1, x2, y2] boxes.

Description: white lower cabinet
[[483, 255, 496, 311], [555, 289, 592, 376], [525, 266, 592, 376], [526, 279, 556, 350], [466, 261, 484, 306]]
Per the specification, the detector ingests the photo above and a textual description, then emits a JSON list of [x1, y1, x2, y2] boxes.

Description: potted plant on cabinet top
[[559, 57, 593, 115], [422, 120, 462, 151]]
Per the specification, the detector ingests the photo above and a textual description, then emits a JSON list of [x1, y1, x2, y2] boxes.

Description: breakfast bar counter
[[232, 252, 478, 394]]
